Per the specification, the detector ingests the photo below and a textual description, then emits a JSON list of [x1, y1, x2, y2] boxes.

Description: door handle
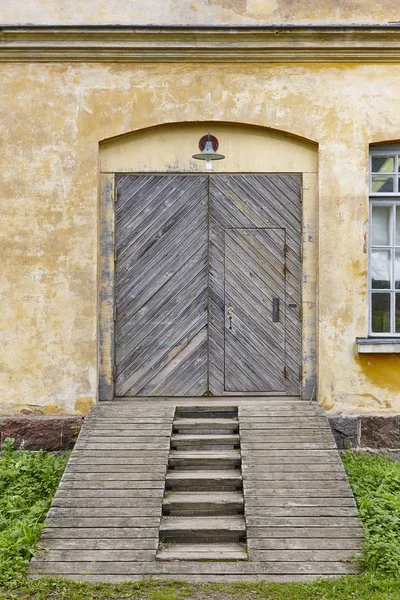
[[273, 298, 280, 322], [227, 306, 234, 330]]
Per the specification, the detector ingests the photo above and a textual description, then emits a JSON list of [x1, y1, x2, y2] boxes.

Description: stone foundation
[[328, 414, 400, 453], [0, 415, 83, 451], [1, 412, 399, 453]]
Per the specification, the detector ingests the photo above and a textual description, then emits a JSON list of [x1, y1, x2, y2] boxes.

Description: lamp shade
[[192, 134, 225, 161]]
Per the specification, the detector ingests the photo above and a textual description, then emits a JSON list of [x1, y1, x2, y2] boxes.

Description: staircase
[[157, 406, 248, 561]]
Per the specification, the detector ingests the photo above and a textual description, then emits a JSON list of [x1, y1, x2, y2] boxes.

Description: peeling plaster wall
[[1, 0, 400, 25], [0, 62, 400, 414]]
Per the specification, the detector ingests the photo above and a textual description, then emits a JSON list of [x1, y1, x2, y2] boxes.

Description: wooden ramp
[[30, 398, 363, 583]]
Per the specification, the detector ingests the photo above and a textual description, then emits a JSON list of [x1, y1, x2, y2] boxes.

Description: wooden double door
[[115, 174, 302, 397]]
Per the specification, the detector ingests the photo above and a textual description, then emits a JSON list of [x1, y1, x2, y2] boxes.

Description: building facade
[[1, 1, 400, 449]]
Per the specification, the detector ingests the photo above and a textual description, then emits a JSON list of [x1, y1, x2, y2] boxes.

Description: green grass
[[0, 438, 70, 584], [342, 450, 400, 576], [0, 442, 400, 599]]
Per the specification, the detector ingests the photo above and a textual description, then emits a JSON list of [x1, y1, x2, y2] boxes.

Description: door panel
[[114, 173, 302, 397], [224, 228, 286, 392], [115, 174, 209, 397], [208, 174, 302, 395]]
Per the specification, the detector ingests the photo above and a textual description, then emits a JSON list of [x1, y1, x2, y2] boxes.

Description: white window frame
[[369, 146, 400, 337]]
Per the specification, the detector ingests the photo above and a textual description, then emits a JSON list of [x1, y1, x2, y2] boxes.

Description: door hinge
[[283, 367, 288, 379], [299, 304, 303, 322], [113, 305, 117, 321], [114, 247, 117, 263], [113, 365, 117, 380]]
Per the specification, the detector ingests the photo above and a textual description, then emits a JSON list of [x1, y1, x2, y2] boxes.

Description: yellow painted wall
[[0, 62, 400, 415], [1, 0, 399, 25]]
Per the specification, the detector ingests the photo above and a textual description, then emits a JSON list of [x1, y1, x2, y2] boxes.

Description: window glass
[[371, 293, 391, 333], [371, 249, 391, 289], [372, 205, 391, 245], [396, 206, 400, 246], [371, 176, 394, 193], [370, 148, 400, 335], [372, 156, 395, 173], [395, 250, 400, 290], [396, 294, 400, 333]]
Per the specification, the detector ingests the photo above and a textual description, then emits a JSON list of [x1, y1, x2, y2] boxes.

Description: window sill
[[356, 337, 400, 353]]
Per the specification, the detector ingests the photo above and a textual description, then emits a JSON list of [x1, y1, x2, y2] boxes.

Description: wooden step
[[163, 491, 244, 516], [169, 450, 241, 470], [171, 434, 240, 450], [157, 543, 248, 561], [166, 470, 243, 491], [173, 418, 239, 435], [159, 516, 246, 543], [175, 406, 238, 419]]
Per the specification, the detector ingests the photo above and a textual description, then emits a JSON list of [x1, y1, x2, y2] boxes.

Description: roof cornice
[[1, 25, 400, 62]]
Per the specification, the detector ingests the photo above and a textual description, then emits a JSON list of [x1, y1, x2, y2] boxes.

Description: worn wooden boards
[[239, 403, 362, 568], [115, 175, 209, 397], [115, 174, 302, 397], [209, 175, 302, 395], [30, 399, 362, 583]]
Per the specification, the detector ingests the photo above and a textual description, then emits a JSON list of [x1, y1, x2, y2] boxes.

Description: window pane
[[396, 207, 400, 246], [371, 176, 394, 193], [372, 205, 391, 245], [396, 250, 400, 290], [396, 294, 400, 333], [371, 293, 391, 333], [372, 156, 395, 173], [371, 249, 391, 289]]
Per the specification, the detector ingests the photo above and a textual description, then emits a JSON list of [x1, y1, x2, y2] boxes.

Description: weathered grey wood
[[52, 498, 162, 509], [241, 443, 337, 450], [45, 517, 161, 528], [99, 174, 115, 401], [247, 527, 363, 538], [48, 508, 162, 518], [66, 465, 167, 473], [38, 538, 158, 551], [33, 550, 156, 562], [63, 473, 166, 481], [30, 560, 356, 575], [209, 175, 302, 395], [243, 481, 353, 490], [41, 528, 159, 539], [115, 175, 209, 397], [242, 463, 345, 473], [245, 506, 359, 517], [243, 497, 356, 507], [248, 549, 361, 562], [54, 489, 165, 498], [248, 538, 361, 550], [31, 399, 361, 582], [69, 457, 168, 465], [246, 516, 362, 528], [40, 574, 342, 583], [60, 481, 165, 489], [157, 544, 247, 561], [76, 438, 169, 450], [244, 488, 354, 497]]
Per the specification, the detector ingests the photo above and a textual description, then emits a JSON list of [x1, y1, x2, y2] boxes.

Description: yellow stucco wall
[[1, 0, 399, 25], [0, 62, 400, 415]]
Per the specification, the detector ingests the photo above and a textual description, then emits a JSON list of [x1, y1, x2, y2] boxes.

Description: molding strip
[[1, 25, 400, 62]]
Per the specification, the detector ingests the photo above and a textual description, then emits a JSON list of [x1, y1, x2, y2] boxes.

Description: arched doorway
[[98, 122, 318, 399]]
